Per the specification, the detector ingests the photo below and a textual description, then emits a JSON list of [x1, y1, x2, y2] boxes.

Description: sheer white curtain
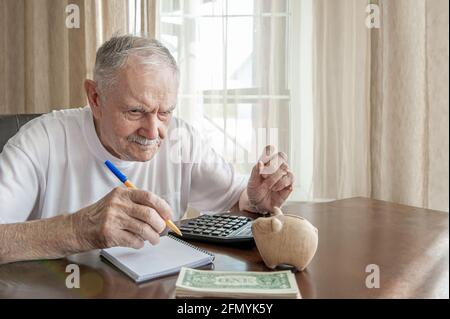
[[289, 0, 314, 201], [157, 0, 290, 177], [127, 0, 157, 40], [156, 0, 370, 202], [311, 0, 372, 200], [155, 0, 449, 210], [290, 0, 371, 201]]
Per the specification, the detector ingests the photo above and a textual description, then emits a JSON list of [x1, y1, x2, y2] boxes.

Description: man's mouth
[[127, 135, 160, 147], [133, 141, 159, 149]]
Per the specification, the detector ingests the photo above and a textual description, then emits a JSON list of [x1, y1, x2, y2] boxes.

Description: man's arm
[[1, 138, 175, 264], [0, 187, 174, 265], [0, 214, 81, 264], [0, 140, 77, 264]]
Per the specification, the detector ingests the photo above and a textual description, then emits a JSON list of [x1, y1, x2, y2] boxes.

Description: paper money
[[175, 267, 301, 299]]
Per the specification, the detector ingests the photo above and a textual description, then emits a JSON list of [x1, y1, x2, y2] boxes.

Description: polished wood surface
[[0, 197, 448, 298]]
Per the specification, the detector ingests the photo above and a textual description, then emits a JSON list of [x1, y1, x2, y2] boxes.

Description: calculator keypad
[[177, 214, 253, 240]]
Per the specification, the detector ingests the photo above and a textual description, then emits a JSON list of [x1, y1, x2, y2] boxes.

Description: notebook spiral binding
[[168, 234, 215, 260]]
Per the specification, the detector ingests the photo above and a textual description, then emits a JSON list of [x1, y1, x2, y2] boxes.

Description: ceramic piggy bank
[[252, 207, 318, 271]]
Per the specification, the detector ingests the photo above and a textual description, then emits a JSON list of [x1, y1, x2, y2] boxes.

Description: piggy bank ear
[[271, 217, 283, 232], [253, 218, 272, 234], [273, 207, 283, 216]]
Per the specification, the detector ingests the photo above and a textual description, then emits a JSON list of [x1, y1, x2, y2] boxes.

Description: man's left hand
[[243, 145, 294, 213]]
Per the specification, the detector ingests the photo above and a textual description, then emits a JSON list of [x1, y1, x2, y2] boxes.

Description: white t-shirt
[[0, 106, 247, 223]]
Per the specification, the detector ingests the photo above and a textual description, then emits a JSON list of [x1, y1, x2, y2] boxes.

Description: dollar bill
[[175, 267, 301, 299]]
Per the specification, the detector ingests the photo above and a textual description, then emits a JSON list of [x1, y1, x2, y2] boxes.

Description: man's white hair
[[93, 34, 179, 93]]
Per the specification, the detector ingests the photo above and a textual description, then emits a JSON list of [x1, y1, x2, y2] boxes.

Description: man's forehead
[[118, 61, 178, 107], [123, 89, 177, 110]]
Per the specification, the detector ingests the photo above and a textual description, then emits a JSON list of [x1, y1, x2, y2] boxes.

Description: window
[[157, 0, 291, 175]]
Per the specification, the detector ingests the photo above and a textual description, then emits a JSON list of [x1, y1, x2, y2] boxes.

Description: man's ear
[[84, 79, 102, 119]]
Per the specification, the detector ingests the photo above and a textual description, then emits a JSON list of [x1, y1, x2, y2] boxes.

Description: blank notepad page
[[100, 235, 214, 282]]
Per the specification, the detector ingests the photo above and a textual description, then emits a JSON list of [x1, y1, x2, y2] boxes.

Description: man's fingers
[[263, 167, 288, 189], [260, 152, 288, 176], [125, 203, 166, 234], [272, 171, 294, 192], [120, 215, 161, 245], [277, 185, 293, 202], [259, 145, 277, 164], [250, 161, 264, 181], [117, 230, 145, 249], [258, 145, 287, 164], [270, 185, 293, 208], [127, 189, 174, 221]]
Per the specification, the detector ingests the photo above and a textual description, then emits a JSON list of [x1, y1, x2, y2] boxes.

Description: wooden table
[[0, 197, 448, 298]]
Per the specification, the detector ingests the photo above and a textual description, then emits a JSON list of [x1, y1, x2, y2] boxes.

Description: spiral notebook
[[100, 235, 215, 283]]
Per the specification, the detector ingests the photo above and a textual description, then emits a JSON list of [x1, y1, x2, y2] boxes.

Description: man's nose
[[138, 114, 160, 140]]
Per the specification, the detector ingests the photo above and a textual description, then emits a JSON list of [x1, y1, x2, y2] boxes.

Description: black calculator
[[169, 213, 254, 244]]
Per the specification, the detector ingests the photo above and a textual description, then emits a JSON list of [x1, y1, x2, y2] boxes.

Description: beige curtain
[[311, 0, 372, 200], [310, 0, 449, 211], [371, 0, 449, 212], [0, 0, 157, 115]]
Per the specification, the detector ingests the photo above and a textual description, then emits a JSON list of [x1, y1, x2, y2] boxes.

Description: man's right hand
[[70, 187, 174, 250]]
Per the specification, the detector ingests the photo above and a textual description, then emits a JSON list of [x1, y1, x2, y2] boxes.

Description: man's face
[[91, 56, 178, 162]]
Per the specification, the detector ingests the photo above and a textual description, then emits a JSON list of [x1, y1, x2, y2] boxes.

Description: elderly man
[[0, 35, 294, 264]]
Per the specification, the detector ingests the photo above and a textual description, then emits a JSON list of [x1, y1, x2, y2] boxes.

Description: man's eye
[[128, 109, 145, 117], [125, 109, 145, 120], [158, 110, 174, 119]]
